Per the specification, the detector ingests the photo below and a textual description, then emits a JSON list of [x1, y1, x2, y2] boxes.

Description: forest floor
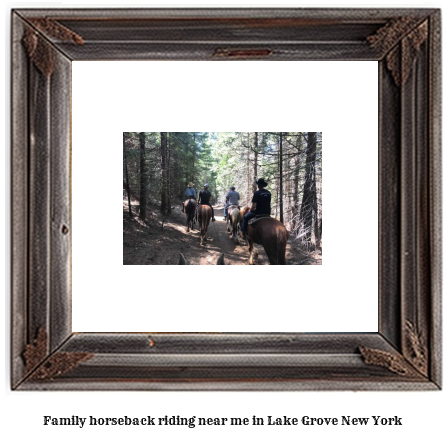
[[123, 199, 322, 265]]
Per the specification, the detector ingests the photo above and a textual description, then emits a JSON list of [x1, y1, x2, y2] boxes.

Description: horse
[[239, 206, 251, 218], [183, 199, 197, 232], [239, 206, 251, 237], [197, 204, 212, 245], [226, 205, 241, 244], [245, 217, 289, 265], [178, 253, 225, 265]]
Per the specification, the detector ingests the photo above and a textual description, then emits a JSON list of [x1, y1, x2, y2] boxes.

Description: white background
[[2, 1, 445, 438], [72, 60, 378, 332]]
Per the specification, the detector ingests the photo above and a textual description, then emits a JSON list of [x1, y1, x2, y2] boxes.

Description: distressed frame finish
[[11, 8, 441, 390]]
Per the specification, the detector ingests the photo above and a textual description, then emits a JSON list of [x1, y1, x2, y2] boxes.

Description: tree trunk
[[138, 132, 147, 220], [291, 135, 302, 233], [313, 179, 321, 248], [253, 132, 258, 193], [192, 132, 196, 183], [123, 132, 132, 218], [279, 132, 284, 223], [299, 132, 317, 243], [291, 156, 299, 233], [167, 135, 171, 209], [275, 179, 279, 220], [160, 132, 171, 214], [246, 132, 250, 203]]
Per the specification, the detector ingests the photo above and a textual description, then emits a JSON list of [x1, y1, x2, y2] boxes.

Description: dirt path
[[175, 205, 272, 265], [123, 200, 321, 265], [124, 202, 293, 265]]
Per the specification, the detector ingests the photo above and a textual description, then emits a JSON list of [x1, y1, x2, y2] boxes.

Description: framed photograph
[[120, 131, 323, 266], [11, 8, 441, 390]]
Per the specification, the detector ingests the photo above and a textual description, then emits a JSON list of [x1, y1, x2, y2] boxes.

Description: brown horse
[[240, 205, 251, 218], [197, 204, 212, 245], [239, 206, 251, 237], [226, 205, 241, 244], [245, 218, 289, 265], [183, 199, 197, 232]]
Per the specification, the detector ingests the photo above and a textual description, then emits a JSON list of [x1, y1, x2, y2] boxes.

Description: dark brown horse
[[245, 218, 289, 265], [183, 199, 197, 232], [226, 205, 241, 244], [197, 204, 212, 245]]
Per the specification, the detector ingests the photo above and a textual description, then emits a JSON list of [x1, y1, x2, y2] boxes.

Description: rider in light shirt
[[182, 182, 196, 212], [224, 185, 240, 218]]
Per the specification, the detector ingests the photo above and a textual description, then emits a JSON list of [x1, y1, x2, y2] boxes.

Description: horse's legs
[[198, 217, 203, 245], [265, 245, 286, 265], [248, 238, 255, 265], [276, 235, 287, 265], [233, 225, 239, 244], [200, 225, 204, 245], [265, 249, 278, 265], [277, 250, 286, 265], [232, 217, 239, 244], [262, 230, 287, 265]]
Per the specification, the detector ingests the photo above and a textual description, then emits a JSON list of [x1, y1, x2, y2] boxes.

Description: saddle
[[248, 215, 270, 227], [227, 204, 239, 211]]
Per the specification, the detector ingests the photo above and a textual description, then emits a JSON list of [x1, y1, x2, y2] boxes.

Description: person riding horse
[[224, 185, 240, 219], [241, 178, 271, 237], [182, 182, 197, 232], [195, 183, 216, 222], [182, 182, 197, 212]]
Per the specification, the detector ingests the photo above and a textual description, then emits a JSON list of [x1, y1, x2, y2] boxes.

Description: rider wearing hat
[[182, 182, 197, 212], [241, 178, 271, 236], [196, 183, 216, 222], [224, 185, 240, 219]]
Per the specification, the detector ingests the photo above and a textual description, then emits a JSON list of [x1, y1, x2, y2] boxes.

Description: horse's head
[[178, 253, 225, 265]]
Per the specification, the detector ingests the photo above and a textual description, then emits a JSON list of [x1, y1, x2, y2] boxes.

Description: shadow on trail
[[123, 203, 297, 265]]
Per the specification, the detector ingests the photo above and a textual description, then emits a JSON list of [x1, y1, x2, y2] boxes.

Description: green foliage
[[123, 132, 322, 242]]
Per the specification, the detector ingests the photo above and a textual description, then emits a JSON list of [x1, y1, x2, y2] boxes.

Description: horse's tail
[[198, 205, 211, 227], [186, 200, 194, 223], [231, 208, 240, 242], [276, 225, 288, 265], [230, 207, 240, 225]]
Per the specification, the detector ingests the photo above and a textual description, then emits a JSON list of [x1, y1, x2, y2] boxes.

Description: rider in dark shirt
[[195, 183, 215, 222], [241, 178, 271, 235]]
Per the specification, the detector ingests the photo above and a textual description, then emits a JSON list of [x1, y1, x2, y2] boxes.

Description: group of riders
[[182, 178, 272, 237]]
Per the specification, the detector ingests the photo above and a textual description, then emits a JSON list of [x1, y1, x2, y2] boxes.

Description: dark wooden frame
[[11, 8, 441, 390]]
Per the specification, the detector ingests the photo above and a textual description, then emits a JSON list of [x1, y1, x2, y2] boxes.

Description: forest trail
[[180, 205, 273, 265], [124, 132, 323, 265], [123, 202, 309, 265]]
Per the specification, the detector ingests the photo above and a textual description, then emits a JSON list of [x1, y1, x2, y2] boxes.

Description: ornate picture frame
[[11, 8, 441, 390]]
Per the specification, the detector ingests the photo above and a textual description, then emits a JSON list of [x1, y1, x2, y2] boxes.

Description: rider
[[224, 185, 240, 219], [196, 183, 216, 222], [241, 178, 271, 237], [182, 182, 196, 212]]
